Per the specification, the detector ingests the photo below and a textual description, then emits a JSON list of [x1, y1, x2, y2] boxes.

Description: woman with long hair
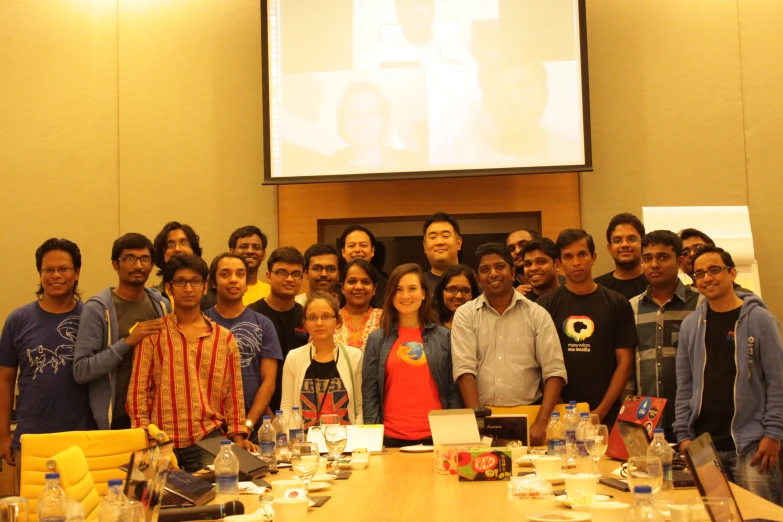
[[362, 264, 463, 447], [431, 264, 479, 328], [334, 259, 383, 351]]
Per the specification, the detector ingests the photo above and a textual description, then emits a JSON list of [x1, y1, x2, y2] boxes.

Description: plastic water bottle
[[545, 412, 566, 468], [625, 485, 665, 521], [288, 406, 304, 445], [214, 440, 239, 502], [97, 479, 127, 522], [259, 415, 277, 472], [37, 472, 67, 522], [575, 412, 591, 472], [273, 410, 290, 462], [564, 404, 578, 467], [648, 428, 675, 502]]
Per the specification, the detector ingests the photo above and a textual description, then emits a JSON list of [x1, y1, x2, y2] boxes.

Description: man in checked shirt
[[127, 254, 257, 472]]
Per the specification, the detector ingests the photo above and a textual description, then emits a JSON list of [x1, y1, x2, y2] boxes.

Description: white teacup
[[272, 497, 309, 522], [271, 479, 302, 499], [564, 473, 599, 505], [589, 501, 631, 522], [534, 455, 562, 479], [669, 504, 689, 522]]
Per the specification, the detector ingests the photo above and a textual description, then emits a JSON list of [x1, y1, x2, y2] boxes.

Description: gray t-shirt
[[423, 270, 442, 298], [112, 291, 157, 419]]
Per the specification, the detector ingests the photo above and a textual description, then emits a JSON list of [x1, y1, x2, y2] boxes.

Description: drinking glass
[[688, 496, 739, 521], [291, 442, 320, 499], [0, 497, 28, 522], [123, 500, 145, 522], [627, 456, 663, 494], [323, 423, 348, 465], [65, 499, 85, 522], [583, 424, 609, 473]]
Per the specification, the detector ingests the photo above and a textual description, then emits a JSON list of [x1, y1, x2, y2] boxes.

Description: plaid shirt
[[127, 313, 245, 448], [629, 282, 702, 434]]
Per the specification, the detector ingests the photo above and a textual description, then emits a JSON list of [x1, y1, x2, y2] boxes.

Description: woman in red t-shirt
[[362, 264, 463, 447]]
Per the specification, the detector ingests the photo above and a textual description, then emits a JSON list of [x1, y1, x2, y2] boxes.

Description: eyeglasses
[[682, 244, 706, 257], [310, 265, 338, 274], [445, 286, 472, 296], [273, 269, 303, 280], [166, 239, 191, 249], [170, 278, 205, 288], [119, 255, 152, 266], [305, 314, 336, 323], [610, 236, 640, 245], [41, 267, 75, 275], [692, 265, 731, 281]]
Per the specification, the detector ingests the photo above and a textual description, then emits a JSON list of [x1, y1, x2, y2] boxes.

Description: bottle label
[[215, 474, 238, 494], [276, 433, 288, 446], [548, 439, 565, 455], [663, 463, 673, 482], [566, 429, 576, 444], [576, 441, 588, 457], [260, 441, 275, 456], [289, 428, 303, 443]]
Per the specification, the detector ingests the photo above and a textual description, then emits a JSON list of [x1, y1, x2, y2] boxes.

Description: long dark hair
[[432, 264, 478, 325], [380, 263, 435, 336]]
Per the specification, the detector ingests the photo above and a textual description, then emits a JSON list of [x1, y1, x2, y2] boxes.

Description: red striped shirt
[[127, 314, 245, 448]]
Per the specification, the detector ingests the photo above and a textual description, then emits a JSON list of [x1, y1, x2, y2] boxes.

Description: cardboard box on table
[[428, 409, 490, 475]]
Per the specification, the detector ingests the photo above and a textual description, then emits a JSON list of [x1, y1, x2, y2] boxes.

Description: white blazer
[[281, 342, 364, 425]]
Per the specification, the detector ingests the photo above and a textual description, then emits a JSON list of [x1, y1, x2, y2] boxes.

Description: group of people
[[0, 212, 781, 505]]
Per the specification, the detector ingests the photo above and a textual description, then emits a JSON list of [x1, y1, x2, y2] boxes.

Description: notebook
[[479, 414, 529, 446], [195, 438, 269, 478], [618, 420, 694, 488], [607, 395, 667, 460], [684, 432, 744, 521]]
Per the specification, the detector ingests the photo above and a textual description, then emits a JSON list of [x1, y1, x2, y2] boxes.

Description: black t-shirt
[[694, 306, 740, 451], [524, 291, 540, 302], [594, 271, 648, 300], [423, 270, 441, 298], [536, 285, 638, 427], [248, 299, 309, 411]]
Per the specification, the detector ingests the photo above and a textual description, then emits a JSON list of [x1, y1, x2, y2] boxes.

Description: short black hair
[[521, 238, 559, 262], [228, 226, 268, 250], [642, 230, 683, 258], [266, 246, 305, 272], [303, 243, 339, 271], [474, 242, 514, 269], [679, 228, 716, 247], [432, 264, 479, 324], [208, 252, 249, 290], [606, 213, 645, 243], [508, 228, 541, 241], [423, 211, 461, 237], [341, 258, 378, 285], [556, 228, 595, 257], [153, 222, 202, 275], [692, 245, 735, 271], [35, 238, 82, 298], [338, 225, 376, 250], [112, 233, 154, 262], [163, 254, 208, 285]]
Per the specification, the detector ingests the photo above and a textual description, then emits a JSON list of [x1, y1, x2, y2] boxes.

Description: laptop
[[683, 432, 744, 521], [195, 437, 269, 478], [607, 395, 667, 460], [618, 420, 694, 488], [479, 414, 529, 446], [162, 469, 215, 507], [123, 442, 175, 522]]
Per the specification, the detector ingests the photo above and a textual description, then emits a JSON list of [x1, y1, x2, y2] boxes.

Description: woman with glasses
[[334, 259, 383, 351], [362, 264, 463, 447], [432, 264, 479, 329], [281, 292, 363, 429]]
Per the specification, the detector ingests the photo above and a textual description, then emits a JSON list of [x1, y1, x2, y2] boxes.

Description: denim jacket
[[362, 321, 463, 425]]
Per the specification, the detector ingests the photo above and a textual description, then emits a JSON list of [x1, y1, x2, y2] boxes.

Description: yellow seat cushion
[[487, 402, 592, 422]]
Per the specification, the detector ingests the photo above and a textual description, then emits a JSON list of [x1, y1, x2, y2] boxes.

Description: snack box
[[434, 442, 489, 475], [457, 447, 513, 481]]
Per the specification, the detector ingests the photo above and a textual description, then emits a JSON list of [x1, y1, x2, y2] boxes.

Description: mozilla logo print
[[563, 316, 595, 342], [230, 322, 265, 368], [27, 315, 80, 379]]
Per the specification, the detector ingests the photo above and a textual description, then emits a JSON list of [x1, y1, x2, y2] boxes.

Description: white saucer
[[400, 445, 435, 453], [312, 473, 338, 482], [306, 481, 331, 492], [538, 473, 569, 484], [527, 510, 591, 521], [555, 493, 611, 507]]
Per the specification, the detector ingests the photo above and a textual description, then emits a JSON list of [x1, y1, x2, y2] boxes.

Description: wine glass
[[627, 456, 663, 494], [122, 500, 145, 522], [583, 424, 609, 473], [291, 442, 320, 499]]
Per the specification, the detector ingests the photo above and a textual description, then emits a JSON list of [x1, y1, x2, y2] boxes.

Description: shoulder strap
[[338, 342, 358, 421]]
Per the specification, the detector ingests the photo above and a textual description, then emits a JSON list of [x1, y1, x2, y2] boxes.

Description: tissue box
[[457, 447, 513, 481]]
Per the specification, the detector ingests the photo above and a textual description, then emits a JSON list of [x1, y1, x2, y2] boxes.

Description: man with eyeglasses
[[628, 231, 702, 441], [295, 244, 340, 307], [0, 239, 96, 484], [674, 246, 783, 505], [127, 254, 255, 472], [594, 213, 649, 299], [250, 247, 310, 412], [228, 225, 272, 306], [506, 228, 538, 293], [451, 243, 566, 445], [74, 233, 170, 430]]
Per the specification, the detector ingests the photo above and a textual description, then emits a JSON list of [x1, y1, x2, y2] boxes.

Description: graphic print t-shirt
[[0, 301, 96, 448], [300, 358, 349, 429], [205, 307, 283, 420], [383, 327, 442, 440], [536, 286, 638, 426]]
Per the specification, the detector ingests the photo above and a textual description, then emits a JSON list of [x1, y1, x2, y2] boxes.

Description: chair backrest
[[20, 429, 147, 502], [486, 402, 591, 420]]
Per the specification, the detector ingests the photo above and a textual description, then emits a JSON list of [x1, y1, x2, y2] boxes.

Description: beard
[[615, 258, 641, 271]]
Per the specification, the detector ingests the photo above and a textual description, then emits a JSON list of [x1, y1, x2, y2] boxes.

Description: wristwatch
[[244, 419, 254, 433]]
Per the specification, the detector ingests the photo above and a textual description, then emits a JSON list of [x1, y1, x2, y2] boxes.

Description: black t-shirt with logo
[[694, 306, 741, 452], [536, 285, 638, 427], [594, 271, 649, 300]]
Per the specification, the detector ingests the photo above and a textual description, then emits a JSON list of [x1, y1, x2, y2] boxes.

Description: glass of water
[[291, 442, 320, 499], [627, 456, 663, 494], [0, 497, 28, 522], [583, 424, 609, 473]]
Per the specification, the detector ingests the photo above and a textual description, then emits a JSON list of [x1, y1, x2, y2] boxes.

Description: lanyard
[[310, 346, 340, 421]]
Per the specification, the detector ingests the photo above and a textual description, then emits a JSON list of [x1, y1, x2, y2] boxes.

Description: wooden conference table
[[229, 450, 783, 521]]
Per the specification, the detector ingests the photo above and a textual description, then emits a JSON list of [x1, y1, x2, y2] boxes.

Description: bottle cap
[[566, 405, 574, 410], [569, 400, 577, 405], [45, 472, 60, 480], [276, 410, 283, 415], [220, 440, 232, 446], [263, 415, 271, 421], [108, 479, 123, 487], [293, 407, 299, 411], [633, 485, 653, 494], [580, 412, 589, 418], [550, 412, 560, 417], [654, 428, 664, 434]]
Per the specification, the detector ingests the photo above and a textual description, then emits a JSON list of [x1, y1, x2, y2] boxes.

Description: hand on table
[[232, 436, 258, 453], [529, 420, 548, 446]]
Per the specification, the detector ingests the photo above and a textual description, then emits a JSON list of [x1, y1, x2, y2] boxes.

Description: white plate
[[399, 445, 435, 453], [555, 494, 612, 507], [527, 511, 591, 521], [536, 473, 570, 485], [306, 481, 331, 492], [312, 473, 338, 482]]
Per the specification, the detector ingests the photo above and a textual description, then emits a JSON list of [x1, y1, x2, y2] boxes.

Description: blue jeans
[[716, 444, 782, 507]]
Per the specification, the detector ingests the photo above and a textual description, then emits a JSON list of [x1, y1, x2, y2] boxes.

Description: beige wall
[[1, 0, 782, 322]]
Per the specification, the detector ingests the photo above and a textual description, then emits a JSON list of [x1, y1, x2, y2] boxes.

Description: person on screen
[[334, 259, 383, 352], [362, 264, 462, 447], [339, 225, 387, 308], [422, 212, 462, 297], [431, 264, 478, 329], [594, 213, 649, 300], [674, 246, 783, 506], [332, 82, 420, 171]]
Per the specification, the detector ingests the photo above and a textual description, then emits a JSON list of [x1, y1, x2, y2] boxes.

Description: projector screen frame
[[260, 0, 592, 186]]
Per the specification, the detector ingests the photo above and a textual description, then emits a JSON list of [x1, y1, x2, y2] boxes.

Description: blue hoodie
[[673, 292, 783, 455], [73, 287, 170, 430]]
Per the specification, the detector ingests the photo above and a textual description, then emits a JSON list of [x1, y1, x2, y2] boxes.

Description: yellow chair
[[486, 402, 591, 422]]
